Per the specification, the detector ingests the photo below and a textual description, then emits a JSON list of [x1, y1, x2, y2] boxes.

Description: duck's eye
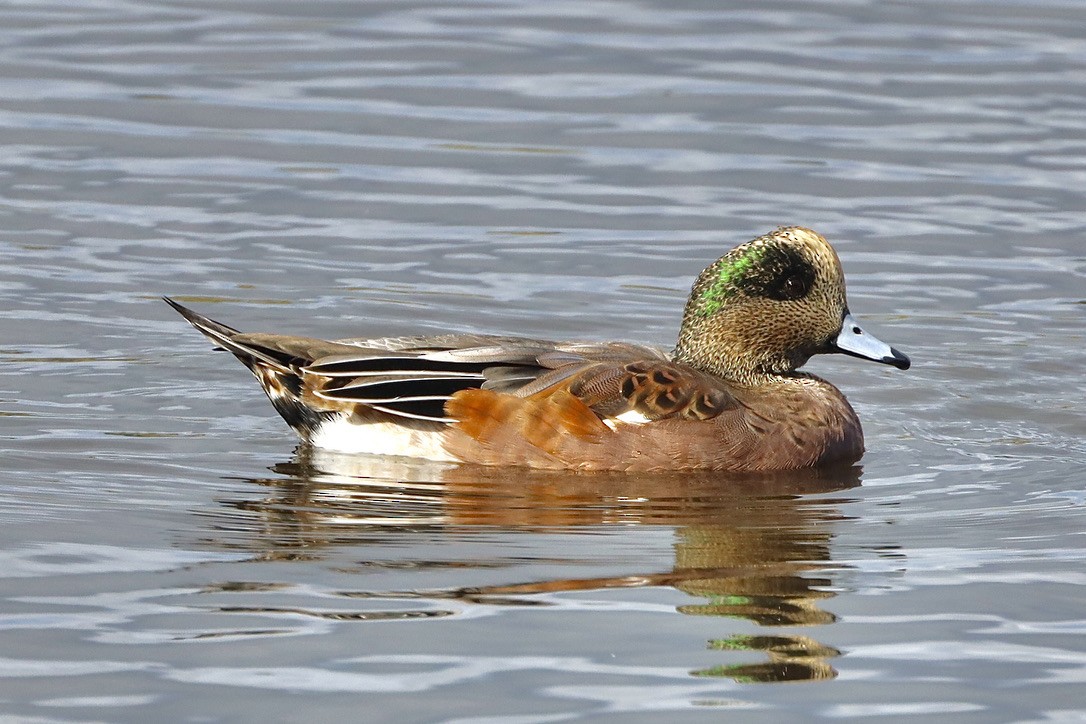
[[778, 273, 811, 300], [737, 245, 817, 301]]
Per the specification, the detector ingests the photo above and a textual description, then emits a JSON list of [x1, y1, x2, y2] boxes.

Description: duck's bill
[[831, 312, 910, 370]]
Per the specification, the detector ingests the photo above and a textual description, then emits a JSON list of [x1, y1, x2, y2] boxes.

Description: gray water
[[2, 0, 1085, 721]]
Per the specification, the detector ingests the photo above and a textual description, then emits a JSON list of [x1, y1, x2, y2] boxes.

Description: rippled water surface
[[2, 1, 1085, 721]]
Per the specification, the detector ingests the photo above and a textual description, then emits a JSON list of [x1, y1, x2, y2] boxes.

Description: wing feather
[[566, 360, 740, 423]]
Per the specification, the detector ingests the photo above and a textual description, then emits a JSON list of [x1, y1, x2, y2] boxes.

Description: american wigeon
[[166, 226, 908, 471]]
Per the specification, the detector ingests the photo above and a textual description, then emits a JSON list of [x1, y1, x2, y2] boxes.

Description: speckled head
[[674, 227, 907, 381]]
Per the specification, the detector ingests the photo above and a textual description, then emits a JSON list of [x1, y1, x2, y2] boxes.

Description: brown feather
[[446, 386, 608, 464]]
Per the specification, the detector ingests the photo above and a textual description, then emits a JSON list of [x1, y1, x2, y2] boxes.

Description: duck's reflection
[[208, 447, 862, 683]]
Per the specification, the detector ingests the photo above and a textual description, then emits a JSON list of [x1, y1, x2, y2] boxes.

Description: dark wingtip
[[161, 296, 240, 337], [162, 295, 185, 314], [162, 296, 205, 327]]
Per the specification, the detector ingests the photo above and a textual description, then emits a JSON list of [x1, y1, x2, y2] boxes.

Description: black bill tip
[[885, 346, 911, 370]]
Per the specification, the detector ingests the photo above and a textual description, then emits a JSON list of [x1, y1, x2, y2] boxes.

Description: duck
[[165, 226, 909, 472]]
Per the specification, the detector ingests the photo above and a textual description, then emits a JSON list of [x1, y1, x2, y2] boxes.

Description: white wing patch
[[602, 409, 654, 431]]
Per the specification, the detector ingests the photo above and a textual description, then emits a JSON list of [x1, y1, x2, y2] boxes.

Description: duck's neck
[[670, 339, 797, 387]]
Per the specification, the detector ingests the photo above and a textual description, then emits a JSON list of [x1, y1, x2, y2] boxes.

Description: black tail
[[163, 296, 241, 340], [163, 297, 291, 374], [163, 296, 337, 436]]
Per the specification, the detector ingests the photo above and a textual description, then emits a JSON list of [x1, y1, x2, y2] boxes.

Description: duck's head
[[673, 226, 910, 382]]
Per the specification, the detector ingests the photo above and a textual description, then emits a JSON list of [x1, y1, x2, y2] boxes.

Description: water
[[2, 0, 1085, 720]]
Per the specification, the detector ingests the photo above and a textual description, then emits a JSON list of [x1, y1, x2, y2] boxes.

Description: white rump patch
[[309, 416, 458, 462]]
